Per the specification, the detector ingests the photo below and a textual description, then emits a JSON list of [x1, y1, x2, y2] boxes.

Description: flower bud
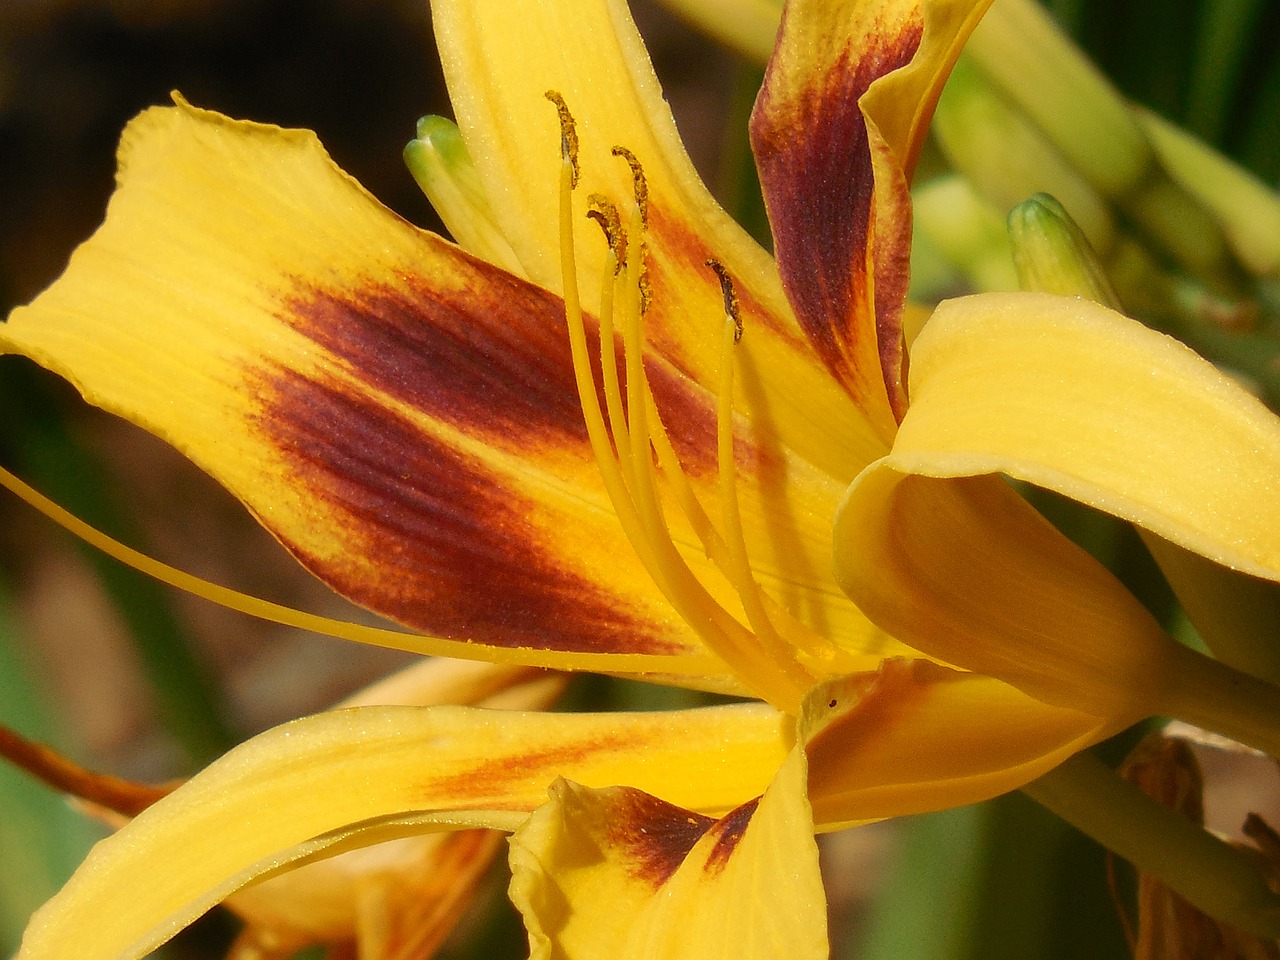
[[404, 116, 524, 275], [1007, 193, 1120, 307]]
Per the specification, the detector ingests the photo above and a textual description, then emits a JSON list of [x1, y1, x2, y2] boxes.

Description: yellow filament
[[644, 396, 843, 670], [547, 94, 803, 709], [705, 262, 814, 687], [551, 114, 664, 583], [0, 462, 716, 676], [549, 103, 740, 675], [618, 203, 662, 544], [586, 196, 633, 478], [608, 182, 800, 702]]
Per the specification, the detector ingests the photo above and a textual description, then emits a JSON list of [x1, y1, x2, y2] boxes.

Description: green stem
[[1157, 640, 1280, 761], [1023, 751, 1280, 939]]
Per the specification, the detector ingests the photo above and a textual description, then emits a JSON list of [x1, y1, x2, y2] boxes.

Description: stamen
[[706, 258, 742, 342], [610, 145, 649, 227], [550, 97, 659, 579], [585, 194, 627, 275], [645, 389, 842, 670], [602, 149, 809, 701], [587, 194, 633, 474], [612, 146, 651, 315], [545, 104, 807, 709], [707, 261, 812, 688]]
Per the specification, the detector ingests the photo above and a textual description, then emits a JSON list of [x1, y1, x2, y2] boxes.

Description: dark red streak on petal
[[279, 247, 761, 483], [646, 202, 809, 353], [250, 365, 683, 655], [702, 796, 761, 876], [644, 355, 773, 483], [424, 736, 633, 805], [751, 15, 923, 410], [278, 248, 590, 455], [605, 788, 717, 888]]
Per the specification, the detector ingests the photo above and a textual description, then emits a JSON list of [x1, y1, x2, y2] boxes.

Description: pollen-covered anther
[[706, 258, 742, 343], [611, 146, 651, 316], [586, 194, 627, 276], [610, 145, 649, 226], [544, 89, 580, 188]]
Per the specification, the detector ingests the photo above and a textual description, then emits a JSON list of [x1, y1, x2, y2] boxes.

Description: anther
[[611, 147, 652, 316], [544, 90, 580, 188], [636, 270, 652, 317], [706, 258, 742, 342], [587, 194, 627, 275], [610, 146, 648, 226]]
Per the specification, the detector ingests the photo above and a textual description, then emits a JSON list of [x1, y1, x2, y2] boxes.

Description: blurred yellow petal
[[226, 831, 504, 960], [18, 703, 789, 960]]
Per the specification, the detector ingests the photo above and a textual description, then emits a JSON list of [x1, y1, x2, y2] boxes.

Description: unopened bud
[[1007, 193, 1121, 308], [404, 116, 524, 275]]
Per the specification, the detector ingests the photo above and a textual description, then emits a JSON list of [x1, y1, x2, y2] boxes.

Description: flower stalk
[[1023, 751, 1280, 940]]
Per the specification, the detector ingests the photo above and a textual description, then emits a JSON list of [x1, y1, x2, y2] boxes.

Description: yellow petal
[[834, 468, 1174, 717], [834, 291, 1280, 719], [892, 292, 1280, 580], [805, 661, 1114, 826], [17, 703, 790, 960], [751, 0, 992, 422], [1, 98, 733, 674], [2, 96, 889, 680], [509, 742, 825, 960], [433, 0, 890, 480], [223, 659, 567, 958]]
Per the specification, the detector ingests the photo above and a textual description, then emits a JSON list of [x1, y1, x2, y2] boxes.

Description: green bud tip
[[1007, 193, 1121, 309]]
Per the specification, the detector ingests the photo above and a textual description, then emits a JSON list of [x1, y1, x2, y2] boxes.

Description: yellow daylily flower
[[3, 0, 1280, 956]]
